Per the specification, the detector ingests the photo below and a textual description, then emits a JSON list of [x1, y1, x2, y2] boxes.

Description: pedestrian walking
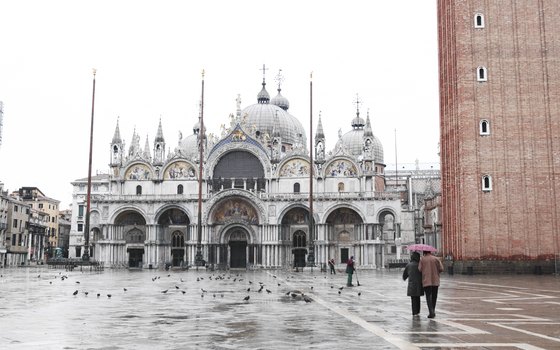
[[402, 251, 423, 317], [418, 250, 443, 318], [328, 258, 336, 274], [346, 256, 355, 286]]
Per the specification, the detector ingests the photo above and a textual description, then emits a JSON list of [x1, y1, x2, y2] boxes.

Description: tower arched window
[[479, 119, 490, 135], [293, 183, 300, 193], [474, 13, 485, 28], [177, 184, 184, 195], [136, 185, 142, 195], [482, 175, 492, 191], [113, 145, 119, 154], [477, 66, 487, 82]]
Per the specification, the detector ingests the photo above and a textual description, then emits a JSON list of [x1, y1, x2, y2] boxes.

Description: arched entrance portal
[[227, 228, 249, 268], [292, 230, 307, 268]]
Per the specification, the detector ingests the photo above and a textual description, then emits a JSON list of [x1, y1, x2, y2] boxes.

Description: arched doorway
[[292, 230, 307, 268], [171, 231, 185, 267], [281, 207, 310, 267], [228, 229, 249, 268], [157, 208, 190, 267], [115, 210, 146, 268]]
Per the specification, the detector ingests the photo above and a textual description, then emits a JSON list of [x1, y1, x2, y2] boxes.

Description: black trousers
[[423, 286, 439, 315], [410, 296, 421, 315]]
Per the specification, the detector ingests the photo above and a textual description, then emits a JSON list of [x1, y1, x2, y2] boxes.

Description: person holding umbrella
[[418, 249, 443, 318], [402, 251, 423, 317]]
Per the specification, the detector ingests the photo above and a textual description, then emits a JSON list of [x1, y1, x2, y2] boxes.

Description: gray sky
[[0, 0, 439, 209]]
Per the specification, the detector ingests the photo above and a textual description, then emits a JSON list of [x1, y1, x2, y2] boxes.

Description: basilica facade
[[69, 74, 413, 269]]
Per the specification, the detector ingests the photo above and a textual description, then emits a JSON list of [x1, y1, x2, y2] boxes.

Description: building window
[[13, 219, 17, 228], [293, 231, 306, 248], [474, 13, 485, 28], [78, 223, 84, 232], [340, 248, 349, 264], [477, 66, 487, 81], [482, 175, 492, 191], [136, 185, 142, 195], [78, 205, 84, 217], [76, 246, 82, 258], [480, 119, 490, 135], [338, 182, 345, 192], [14, 205, 18, 212], [293, 183, 300, 193], [39, 203, 43, 209], [177, 184, 184, 195]]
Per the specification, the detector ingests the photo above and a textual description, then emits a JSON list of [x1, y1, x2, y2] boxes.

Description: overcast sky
[[0, 0, 439, 209]]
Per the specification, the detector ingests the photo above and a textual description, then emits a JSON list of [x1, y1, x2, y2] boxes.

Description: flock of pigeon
[[10, 271, 362, 303]]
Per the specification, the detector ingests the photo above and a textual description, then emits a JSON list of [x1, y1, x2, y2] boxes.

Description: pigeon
[[107, 294, 112, 298], [247, 288, 251, 292], [97, 293, 100, 298], [338, 291, 341, 295], [84, 291, 89, 296], [358, 292, 362, 296], [73, 290, 79, 296], [75, 281, 80, 284], [175, 286, 180, 289], [243, 295, 250, 301], [123, 288, 127, 292], [338, 286, 344, 290], [303, 296, 312, 303], [266, 289, 272, 294], [181, 290, 186, 294], [161, 290, 168, 294]]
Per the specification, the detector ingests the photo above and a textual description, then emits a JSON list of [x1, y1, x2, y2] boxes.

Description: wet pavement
[[0, 267, 559, 349]]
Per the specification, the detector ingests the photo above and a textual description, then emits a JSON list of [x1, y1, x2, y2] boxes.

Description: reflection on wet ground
[[1, 268, 559, 349]]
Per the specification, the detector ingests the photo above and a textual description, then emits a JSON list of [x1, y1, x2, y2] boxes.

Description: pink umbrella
[[406, 244, 437, 252]]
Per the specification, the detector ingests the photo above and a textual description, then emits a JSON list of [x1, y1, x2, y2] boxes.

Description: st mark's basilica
[[69, 70, 412, 270]]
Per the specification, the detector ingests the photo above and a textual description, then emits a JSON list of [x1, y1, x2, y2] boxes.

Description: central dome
[[242, 81, 306, 147]]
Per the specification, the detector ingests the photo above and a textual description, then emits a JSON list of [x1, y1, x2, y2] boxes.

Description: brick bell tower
[[438, 1, 560, 273]]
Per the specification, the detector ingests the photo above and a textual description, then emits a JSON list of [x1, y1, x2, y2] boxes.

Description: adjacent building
[[438, 1, 560, 272]]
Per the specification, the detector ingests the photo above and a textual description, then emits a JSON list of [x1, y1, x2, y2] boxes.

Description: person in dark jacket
[[403, 251, 423, 317], [346, 256, 355, 286]]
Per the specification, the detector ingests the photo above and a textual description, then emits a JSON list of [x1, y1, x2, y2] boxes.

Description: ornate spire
[[155, 118, 164, 142], [315, 113, 325, 139], [143, 134, 151, 160], [364, 109, 373, 137], [112, 117, 122, 144], [257, 64, 270, 104], [129, 127, 140, 156]]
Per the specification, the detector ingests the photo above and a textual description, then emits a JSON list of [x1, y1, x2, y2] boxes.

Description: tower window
[[177, 184, 184, 195], [482, 175, 492, 191], [293, 183, 300, 193], [136, 185, 142, 195], [477, 66, 487, 81], [480, 120, 490, 135], [474, 13, 485, 28]]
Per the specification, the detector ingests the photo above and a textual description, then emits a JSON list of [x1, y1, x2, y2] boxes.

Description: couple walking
[[402, 251, 443, 318]]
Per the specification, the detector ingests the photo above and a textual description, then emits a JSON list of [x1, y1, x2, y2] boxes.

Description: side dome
[[176, 134, 198, 158], [341, 130, 384, 163]]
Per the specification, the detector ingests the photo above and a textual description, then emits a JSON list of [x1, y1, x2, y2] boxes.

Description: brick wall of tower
[[438, 0, 560, 263]]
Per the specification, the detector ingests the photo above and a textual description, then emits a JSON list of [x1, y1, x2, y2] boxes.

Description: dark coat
[[403, 261, 424, 297]]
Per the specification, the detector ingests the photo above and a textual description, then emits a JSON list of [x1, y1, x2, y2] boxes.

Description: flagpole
[[195, 69, 205, 267], [307, 72, 315, 267], [83, 69, 96, 262]]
